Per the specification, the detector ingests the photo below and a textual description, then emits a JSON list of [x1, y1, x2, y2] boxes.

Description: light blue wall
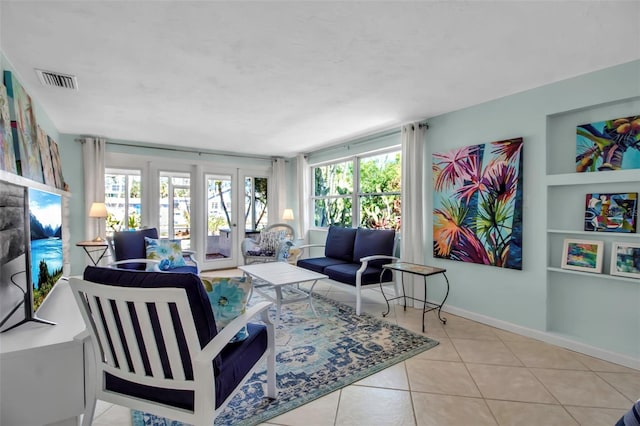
[[424, 60, 639, 360], [305, 60, 640, 363]]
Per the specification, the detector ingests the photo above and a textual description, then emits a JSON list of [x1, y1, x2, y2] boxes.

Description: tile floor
[[92, 270, 639, 426]]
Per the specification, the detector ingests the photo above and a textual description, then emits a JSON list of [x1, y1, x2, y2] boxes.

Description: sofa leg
[[356, 292, 361, 315]]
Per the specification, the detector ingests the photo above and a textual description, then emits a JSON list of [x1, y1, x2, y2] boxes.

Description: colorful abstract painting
[[3, 71, 43, 183], [561, 239, 603, 273], [576, 115, 640, 172], [610, 242, 640, 279], [433, 137, 524, 270], [0, 83, 17, 174], [584, 192, 637, 233]]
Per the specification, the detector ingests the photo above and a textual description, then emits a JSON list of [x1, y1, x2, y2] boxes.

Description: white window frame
[[310, 147, 401, 229]]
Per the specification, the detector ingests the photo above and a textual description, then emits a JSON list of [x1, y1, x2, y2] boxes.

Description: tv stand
[[0, 278, 86, 426]]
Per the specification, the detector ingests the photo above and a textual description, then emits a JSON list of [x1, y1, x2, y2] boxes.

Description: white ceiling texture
[[1, 1, 639, 158]]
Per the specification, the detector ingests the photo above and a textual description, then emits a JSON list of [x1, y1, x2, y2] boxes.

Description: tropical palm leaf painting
[[433, 138, 524, 270], [576, 115, 640, 172]]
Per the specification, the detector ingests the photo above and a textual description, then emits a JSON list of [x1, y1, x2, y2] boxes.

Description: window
[[311, 149, 401, 229], [245, 176, 268, 231], [104, 169, 141, 235]]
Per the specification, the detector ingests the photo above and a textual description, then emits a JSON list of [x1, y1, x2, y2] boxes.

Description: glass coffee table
[[239, 262, 327, 327], [380, 262, 450, 332]]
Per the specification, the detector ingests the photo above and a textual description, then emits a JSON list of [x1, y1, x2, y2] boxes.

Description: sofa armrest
[[356, 255, 399, 273], [294, 244, 325, 259]]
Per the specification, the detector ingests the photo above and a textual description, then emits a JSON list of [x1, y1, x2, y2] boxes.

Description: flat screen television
[[0, 182, 62, 331], [28, 187, 63, 312]]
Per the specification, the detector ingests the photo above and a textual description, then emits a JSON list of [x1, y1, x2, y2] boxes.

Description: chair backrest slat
[[134, 300, 165, 377], [115, 299, 146, 374], [103, 297, 130, 371], [155, 302, 186, 381], [87, 294, 116, 367]]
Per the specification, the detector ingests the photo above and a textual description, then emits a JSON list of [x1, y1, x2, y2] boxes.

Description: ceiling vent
[[35, 69, 78, 90]]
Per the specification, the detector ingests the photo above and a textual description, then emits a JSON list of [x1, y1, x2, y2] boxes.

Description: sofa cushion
[[297, 257, 350, 274], [324, 263, 393, 286], [324, 226, 357, 261], [352, 228, 396, 267]]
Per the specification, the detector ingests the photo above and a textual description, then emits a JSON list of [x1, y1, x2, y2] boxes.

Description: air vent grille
[[35, 69, 78, 90]]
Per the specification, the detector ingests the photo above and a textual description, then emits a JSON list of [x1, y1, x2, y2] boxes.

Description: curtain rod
[[75, 138, 272, 160]]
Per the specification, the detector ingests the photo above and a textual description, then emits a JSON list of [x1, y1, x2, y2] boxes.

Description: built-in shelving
[[547, 267, 640, 284]]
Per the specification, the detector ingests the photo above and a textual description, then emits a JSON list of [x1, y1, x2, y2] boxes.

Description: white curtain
[[82, 137, 106, 241], [271, 157, 287, 225], [400, 123, 426, 301], [296, 154, 310, 241]]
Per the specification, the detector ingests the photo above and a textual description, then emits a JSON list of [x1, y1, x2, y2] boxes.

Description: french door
[[201, 171, 237, 270]]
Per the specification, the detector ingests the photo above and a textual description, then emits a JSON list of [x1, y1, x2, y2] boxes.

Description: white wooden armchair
[[70, 267, 276, 425]]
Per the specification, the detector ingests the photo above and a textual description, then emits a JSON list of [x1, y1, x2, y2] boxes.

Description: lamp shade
[[282, 208, 294, 221], [89, 202, 108, 218]]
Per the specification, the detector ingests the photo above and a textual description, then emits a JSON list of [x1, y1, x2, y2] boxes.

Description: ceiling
[[1, 1, 639, 158]]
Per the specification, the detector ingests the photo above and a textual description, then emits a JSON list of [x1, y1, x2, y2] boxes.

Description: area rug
[[132, 289, 438, 426]]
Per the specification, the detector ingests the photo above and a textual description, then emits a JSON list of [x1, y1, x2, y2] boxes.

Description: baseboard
[[435, 302, 640, 370]]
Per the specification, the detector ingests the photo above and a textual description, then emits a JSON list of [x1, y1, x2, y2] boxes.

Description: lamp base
[[92, 236, 104, 242]]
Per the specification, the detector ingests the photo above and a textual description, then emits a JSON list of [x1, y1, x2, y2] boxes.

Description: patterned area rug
[[132, 289, 438, 426]]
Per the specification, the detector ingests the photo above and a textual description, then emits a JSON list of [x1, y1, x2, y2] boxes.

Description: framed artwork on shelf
[[576, 114, 640, 172], [584, 192, 638, 233], [610, 242, 640, 279], [561, 238, 604, 273], [0, 83, 17, 174]]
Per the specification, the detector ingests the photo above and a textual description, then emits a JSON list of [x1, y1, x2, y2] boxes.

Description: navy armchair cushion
[[83, 266, 217, 353], [324, 263, 393, 286], [352, 228, 395, 267], [324, 226, 357, 261], [112, 228, 159, 270]]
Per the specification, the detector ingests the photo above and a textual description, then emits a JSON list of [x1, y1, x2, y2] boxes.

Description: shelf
[[546, 169, 640, 186], [547, 229, 640, 238], [0, 169, 70, 197], [547, 267, 640, 284]]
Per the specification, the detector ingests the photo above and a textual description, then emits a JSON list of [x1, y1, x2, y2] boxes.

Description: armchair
[[241, 223, 295, 265], [107, 228, 199, 274], [70, 266, 276, 426]]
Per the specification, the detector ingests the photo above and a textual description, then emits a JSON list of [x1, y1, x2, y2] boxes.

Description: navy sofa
[[297, 226, 398, 315]]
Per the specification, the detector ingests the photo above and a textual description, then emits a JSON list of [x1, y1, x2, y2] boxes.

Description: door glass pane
[[159, 172, 191, 250], [105, 169, 141, 236], [206, 174, 232, 260], [244, 176, 268, 232]]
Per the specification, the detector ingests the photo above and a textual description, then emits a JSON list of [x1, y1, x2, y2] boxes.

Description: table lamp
[[89, 202, 108, 242], [282, 208, 294, 222]]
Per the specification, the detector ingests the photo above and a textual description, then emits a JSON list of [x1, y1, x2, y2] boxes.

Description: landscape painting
[[28, 187, 63, 311], [584, 192, 637, 233], [576, 115, 640, 172], [433, 137, 524, 270]]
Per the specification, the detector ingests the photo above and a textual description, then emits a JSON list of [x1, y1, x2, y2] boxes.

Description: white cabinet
[[0, 279, 86, 426]]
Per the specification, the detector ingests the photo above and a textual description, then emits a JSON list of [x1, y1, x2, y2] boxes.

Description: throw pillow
[[201, 276, 252, 342], [144, 237, 187, 271], [259, 230, 286, 255]]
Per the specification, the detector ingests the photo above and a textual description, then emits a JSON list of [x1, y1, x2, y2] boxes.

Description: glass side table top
[[382, 262, 446, 276]]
